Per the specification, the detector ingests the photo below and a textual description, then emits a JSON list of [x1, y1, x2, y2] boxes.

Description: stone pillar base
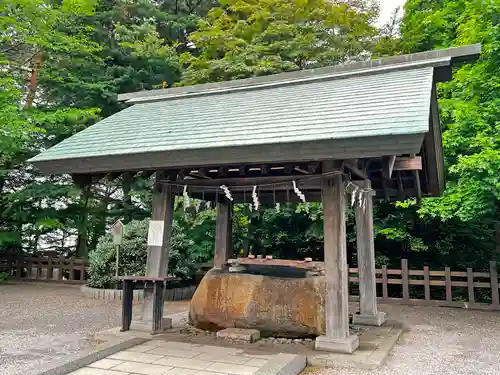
[[315, 334, 359, 354], [130, 317, 172, 333], [352, 312, 386, 326]]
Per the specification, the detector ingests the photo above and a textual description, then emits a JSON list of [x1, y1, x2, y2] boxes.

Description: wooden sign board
[[111, 220, 125, 245]]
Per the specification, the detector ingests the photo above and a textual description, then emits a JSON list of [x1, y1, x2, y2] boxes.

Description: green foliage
[[2, 0, 500, 283], [403, 0, 500, 226], [88, 219, 197, 288], [179, 0, 379, 84], [0, 272, 8, 282], [248, 204, 324, 259]]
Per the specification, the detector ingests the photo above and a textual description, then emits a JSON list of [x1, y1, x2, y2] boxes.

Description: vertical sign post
[[111, 220, 125, 280]]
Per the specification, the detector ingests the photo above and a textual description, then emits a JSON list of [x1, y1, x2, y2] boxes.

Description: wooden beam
[[260, 165, 269, 175], [188, 169, 211, 179], [214, 201, 232, 268], [71, 173, 91, 188], [308, 162, 320, 174], [196, 167, 211, 179], [178, 175, 316, 188], [319, 160, 354, 346], [106, 172, 125, 181], [218, 166, 228, 177], [393, 156, 423, 171], [397, 171, 404, 200], [382, 156, 396, 179], [143, 173, 174, 322], [294, 166, 309, 174], [353, 179, 385, 325], [413, 170, 422, 204], [344, 159, 368, 180], [381, 179, 390, 202]]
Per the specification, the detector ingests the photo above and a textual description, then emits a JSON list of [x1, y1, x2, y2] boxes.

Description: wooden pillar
[[315, 161, 359, 354], [214, 200, 232, 268], [141, 172, 174, 325], [352, 180, 386, 326]]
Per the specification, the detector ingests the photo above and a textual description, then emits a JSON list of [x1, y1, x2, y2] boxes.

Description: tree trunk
[[89, 184, 112, 251], [25, 53, 43, 109], [122, 172, 133, 223], [75, 180, 92, 258]]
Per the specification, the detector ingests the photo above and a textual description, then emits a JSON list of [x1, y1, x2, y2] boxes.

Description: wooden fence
[[1, 255, 500, 311], [348, 259, 500, 311], [0, 255, 88, 284]]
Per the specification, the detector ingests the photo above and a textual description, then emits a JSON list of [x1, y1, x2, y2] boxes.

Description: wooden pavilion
[[30, 44, 481, 353]]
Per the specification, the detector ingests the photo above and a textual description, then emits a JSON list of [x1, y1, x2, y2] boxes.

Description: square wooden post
[[315, 161, 359, 354], [141, 172, 174, 327], [214, 200, 232, 269], [352, 180, 386, 326]]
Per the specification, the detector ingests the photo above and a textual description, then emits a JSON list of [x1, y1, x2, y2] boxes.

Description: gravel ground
[[0, 282, 188, 375], [2, 283, 500, 375], [307, 304, 500, 375]]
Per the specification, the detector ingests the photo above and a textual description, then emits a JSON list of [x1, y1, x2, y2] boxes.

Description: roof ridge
[[118, 44, 481, 104], [126, 60, 443, 105]]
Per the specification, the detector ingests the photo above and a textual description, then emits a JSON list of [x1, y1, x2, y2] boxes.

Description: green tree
[[179, 0, 379, 84], [401, 0, 500, 261], [1, 0, 217, 257], [0, 0, 100, 254]]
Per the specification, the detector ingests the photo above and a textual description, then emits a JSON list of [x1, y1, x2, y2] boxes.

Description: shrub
[[88, 219, 197, 288], [0, 272, 8, 282]]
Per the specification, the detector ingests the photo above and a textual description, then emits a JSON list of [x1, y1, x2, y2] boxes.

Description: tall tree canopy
[[1, 0, 499, 277], [397, 1, 500, 262], [180, 0, 379, 84], [0, 0, 100, 254]]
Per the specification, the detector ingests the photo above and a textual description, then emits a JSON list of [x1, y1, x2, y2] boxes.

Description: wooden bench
[[119, 276, 173, 334]]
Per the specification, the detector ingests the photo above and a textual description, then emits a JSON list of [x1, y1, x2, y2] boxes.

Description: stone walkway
[[68, 340, 274, 375]]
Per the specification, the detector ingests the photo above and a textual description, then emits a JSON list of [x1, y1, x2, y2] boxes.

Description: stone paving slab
[[307, 324, 403, 370], [65, 340, 306, 375]]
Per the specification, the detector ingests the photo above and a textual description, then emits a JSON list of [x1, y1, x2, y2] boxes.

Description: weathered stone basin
[[189, 264, 327, 337]]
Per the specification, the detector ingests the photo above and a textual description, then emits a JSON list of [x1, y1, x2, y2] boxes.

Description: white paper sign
[[147, 220, 164, 246]]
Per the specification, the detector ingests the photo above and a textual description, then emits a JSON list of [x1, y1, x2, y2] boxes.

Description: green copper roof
[[31, 66, 433, 165]]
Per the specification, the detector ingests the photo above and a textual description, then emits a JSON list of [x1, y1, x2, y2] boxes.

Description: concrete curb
[[80, 284, 197, 301], [80, 284, 144, 301], [29, 337, 148, 375], [256, 353, 307, 375]]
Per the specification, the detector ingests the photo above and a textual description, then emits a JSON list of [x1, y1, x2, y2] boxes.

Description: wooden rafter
[[382, 155, 397, 179], [344, 159, 368, 180]]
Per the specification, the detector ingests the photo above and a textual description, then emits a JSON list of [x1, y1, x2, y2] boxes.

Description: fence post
[[467, 268, 475, 304], [5, 254, 12, 277], [381, 266, 388, 300], [401, 259, 409, 301], [46, 256, 53, 280], [56, 257, 64, 280], [445, 267, 452, 302], [68, 258, 75, 281], [15, 257, 22, 278], [79, 261, 85, 281], [27, 258, 33, 279], [423, 266, 430, 301], [490, 261, 499, 307]]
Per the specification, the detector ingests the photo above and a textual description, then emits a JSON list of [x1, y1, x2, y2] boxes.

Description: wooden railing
[[2, 255, 499, 311], [349, 259, 500, 311], [0, 255, 89, 284]]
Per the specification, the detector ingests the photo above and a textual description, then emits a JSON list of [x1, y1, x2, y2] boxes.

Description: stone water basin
[[189, 262, 327, 338]]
